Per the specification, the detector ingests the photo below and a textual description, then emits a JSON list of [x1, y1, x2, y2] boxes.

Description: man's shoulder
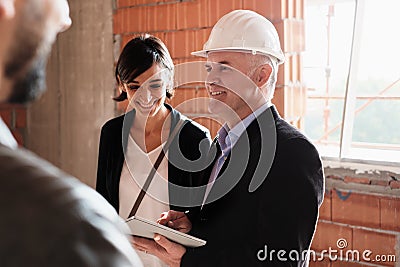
[[252, 108, 319, 158], [0, 145, 122, 226], [253, 106, 311, 145], [0, 145, 142, 266], [273, 118, 321, 166], [275, 118, 308, 142]]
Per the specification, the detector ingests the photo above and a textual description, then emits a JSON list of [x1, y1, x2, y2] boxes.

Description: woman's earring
[[117, 75, 126, 93], [119, 83, 127, 93]]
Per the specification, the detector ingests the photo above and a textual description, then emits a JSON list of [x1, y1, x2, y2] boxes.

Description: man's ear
[[0, 0, 16, 19], [255, 64, 272, 88]]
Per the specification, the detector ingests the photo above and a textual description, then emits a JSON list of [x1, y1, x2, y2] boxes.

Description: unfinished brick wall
[[310, 169, 400, 267], [113, 0, 306, 137], [0, 104, 26, 146]]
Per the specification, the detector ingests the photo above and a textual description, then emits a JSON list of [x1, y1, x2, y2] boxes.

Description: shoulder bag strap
[[128, 119, 187, 218]]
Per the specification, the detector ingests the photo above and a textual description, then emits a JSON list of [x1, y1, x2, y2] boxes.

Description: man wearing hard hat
[[133, 10, 324, 267]]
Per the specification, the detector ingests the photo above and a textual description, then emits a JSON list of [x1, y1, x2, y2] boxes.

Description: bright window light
[[303, 0, 400, 165]]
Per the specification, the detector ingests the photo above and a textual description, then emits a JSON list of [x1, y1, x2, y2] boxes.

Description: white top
[[119, 135, 169, 267], [0, 117, 17, 149]]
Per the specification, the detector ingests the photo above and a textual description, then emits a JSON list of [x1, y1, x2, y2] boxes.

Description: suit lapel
[[202, 105, 279, 208]]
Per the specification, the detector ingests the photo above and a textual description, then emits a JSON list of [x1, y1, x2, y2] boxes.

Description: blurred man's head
[[0, 0, 71, 104]]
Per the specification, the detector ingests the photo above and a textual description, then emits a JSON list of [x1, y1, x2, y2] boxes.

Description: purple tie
[[202, 126, 231, 207]]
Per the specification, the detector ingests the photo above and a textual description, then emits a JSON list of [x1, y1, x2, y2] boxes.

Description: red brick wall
[[0, 104, 26, 146], [310, 174, 400, 267], [113, 0, 306, 137]]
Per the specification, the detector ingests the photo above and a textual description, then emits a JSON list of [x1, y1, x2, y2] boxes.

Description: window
[[303, 0, 400, 165]]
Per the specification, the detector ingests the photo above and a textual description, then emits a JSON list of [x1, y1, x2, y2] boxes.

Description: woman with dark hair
[[96, 35, 211, 267]]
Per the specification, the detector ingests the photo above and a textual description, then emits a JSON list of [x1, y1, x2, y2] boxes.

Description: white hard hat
[[192, 10, 285, 65]]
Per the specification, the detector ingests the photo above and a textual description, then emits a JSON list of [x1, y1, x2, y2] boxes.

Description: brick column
[[267, 0, 306, 128]]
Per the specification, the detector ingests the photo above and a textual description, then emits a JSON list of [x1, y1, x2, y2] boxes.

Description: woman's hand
[[157, 210, 192, 233]]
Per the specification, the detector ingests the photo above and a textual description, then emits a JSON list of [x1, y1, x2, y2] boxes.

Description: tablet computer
[[126, 216, 206, 248]]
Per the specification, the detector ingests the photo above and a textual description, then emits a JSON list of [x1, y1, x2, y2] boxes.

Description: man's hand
[[132, 235, 186, 267], [157, 210, 192, 233]]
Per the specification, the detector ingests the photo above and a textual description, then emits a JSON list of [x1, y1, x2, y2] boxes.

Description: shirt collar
[[0, 117, 18, 149], [217, 102, 272, 153]]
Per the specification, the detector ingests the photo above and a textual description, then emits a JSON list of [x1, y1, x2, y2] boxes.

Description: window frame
[[304, 0, 400, 166]]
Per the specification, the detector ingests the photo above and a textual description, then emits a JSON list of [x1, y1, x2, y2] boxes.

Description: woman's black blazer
[[96, 104, 211, 214]]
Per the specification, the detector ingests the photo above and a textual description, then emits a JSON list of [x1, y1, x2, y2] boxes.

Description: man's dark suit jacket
[[0, 144, 142, 266], [182, 105, 325, 267], [96, 104, 211, 213]]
